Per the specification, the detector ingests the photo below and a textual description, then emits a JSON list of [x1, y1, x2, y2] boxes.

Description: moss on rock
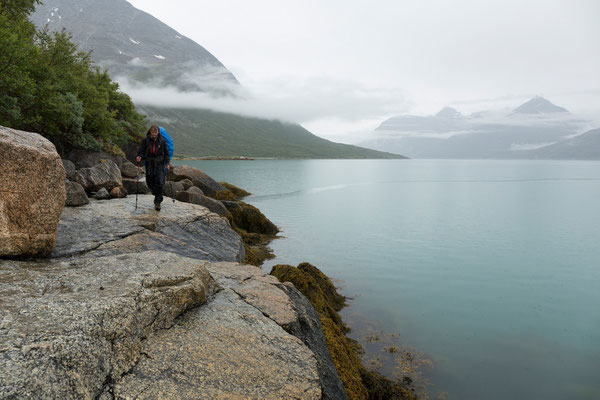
[[229, 201, 279, 236], [270, 263, 417, 400], [217, 185, 278, 266], [211, 190, 238, 201], [219, 182, 251, 199]]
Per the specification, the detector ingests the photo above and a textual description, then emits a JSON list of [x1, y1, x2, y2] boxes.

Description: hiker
[[136, 124, 171, 211]]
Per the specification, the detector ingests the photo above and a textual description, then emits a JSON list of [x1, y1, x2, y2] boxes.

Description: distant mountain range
[[361, 97, 599, 159], [31, 0, 403, 159], [528, 128, 600, 159]]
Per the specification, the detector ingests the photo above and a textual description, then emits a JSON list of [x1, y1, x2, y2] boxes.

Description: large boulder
[[122, 178, 150, 195], [65, 181, 89, 207], [167, 165, 226, 196], [180, 178, 193, 190], [0, 254, 334, 399], [175, 191, 229, 216], [0, 126, 66, 257], [61, 159, 77, 180], [186, 186, 204, 196], [163, 180, 184, 198], [72, 159, 122, 192], [115, 289, 321, 400], [225, 201, 279, 235], [119, 161, 139, 178], [203, 262, 346, 400], [66, 148, 126, 168], [0, 251, 219, 399]]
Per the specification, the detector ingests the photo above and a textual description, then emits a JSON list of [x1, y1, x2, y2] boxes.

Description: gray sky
[[127, 0, 600, 142]]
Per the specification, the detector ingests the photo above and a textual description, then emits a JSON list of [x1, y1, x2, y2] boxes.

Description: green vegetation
[[0, 2, 145, 155], [271, 263, 418, 400], [139, 106, 406, 159]]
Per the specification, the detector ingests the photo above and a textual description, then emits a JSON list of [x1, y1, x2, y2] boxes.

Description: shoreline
[[237, 189, 421, 399]]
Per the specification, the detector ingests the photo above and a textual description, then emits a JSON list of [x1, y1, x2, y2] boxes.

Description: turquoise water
[[176, 159, 600, 400]]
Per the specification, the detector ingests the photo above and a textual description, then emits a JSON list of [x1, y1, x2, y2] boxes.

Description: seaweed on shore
[[210, 182, 278, 266], [270, 262, 419, 400], [218, 182, 251, 200]]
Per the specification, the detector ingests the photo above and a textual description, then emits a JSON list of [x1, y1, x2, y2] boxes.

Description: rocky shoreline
[[1, 125, 415, 399]]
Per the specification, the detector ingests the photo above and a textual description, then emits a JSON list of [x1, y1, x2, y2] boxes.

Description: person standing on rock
[[136, 125, 171, 211]]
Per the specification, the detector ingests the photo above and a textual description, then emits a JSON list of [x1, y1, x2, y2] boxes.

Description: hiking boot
[[154, 202, 161, 211]]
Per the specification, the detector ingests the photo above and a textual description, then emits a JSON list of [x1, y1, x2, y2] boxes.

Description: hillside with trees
[[0, 0, 145, 156]]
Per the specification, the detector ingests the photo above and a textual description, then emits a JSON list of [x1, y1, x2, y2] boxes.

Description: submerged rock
[[0, 125, 66, 257]]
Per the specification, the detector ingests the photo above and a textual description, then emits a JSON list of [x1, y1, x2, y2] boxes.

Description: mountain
[[139, 106, 404, 158], [512, 96, 569, 114], [528, 128, 600, 159], [360, 97, 590, 159], [31, 0, 403, 159], [30, 0, 238, 92], [376, 106, 469, 134]]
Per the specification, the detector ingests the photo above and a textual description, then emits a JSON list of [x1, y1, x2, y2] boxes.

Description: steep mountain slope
[[31, 0, 238, 92], [31, 0, 403, 159], [361, 97, 589, 159]]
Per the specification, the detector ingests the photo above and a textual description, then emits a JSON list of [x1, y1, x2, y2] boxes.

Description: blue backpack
[[159, 126, 174, 159]]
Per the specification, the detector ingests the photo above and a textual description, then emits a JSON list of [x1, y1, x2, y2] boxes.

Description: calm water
[[176, 159, 600, 400]]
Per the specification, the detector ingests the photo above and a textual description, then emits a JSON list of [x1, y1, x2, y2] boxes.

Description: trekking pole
[[135, 162, 140, 210], [170, 165, 175, 203]]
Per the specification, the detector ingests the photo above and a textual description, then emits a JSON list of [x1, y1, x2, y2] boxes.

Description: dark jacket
[[137, 133, 170, 176]]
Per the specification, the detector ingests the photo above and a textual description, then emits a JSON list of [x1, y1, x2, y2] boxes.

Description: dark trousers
[[146, 165, 165, 204]]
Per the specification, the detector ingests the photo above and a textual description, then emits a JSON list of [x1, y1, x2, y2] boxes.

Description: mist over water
[[177, 159, 600, 400]]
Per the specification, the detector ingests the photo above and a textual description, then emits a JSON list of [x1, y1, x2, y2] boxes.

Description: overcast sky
[[127, 0, 600, 142]]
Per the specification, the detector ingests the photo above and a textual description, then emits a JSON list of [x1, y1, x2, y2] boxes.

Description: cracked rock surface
[[0, 251, 218, 399], [115, 289, 321, 400], [53, 195, 244, 262], [1, 193, 345, 399]]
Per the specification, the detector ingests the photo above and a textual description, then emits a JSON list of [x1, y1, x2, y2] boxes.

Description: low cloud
[[375, 129, 475, 140], [117, 73, 409, 129], [510, 142, 558, 151]]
